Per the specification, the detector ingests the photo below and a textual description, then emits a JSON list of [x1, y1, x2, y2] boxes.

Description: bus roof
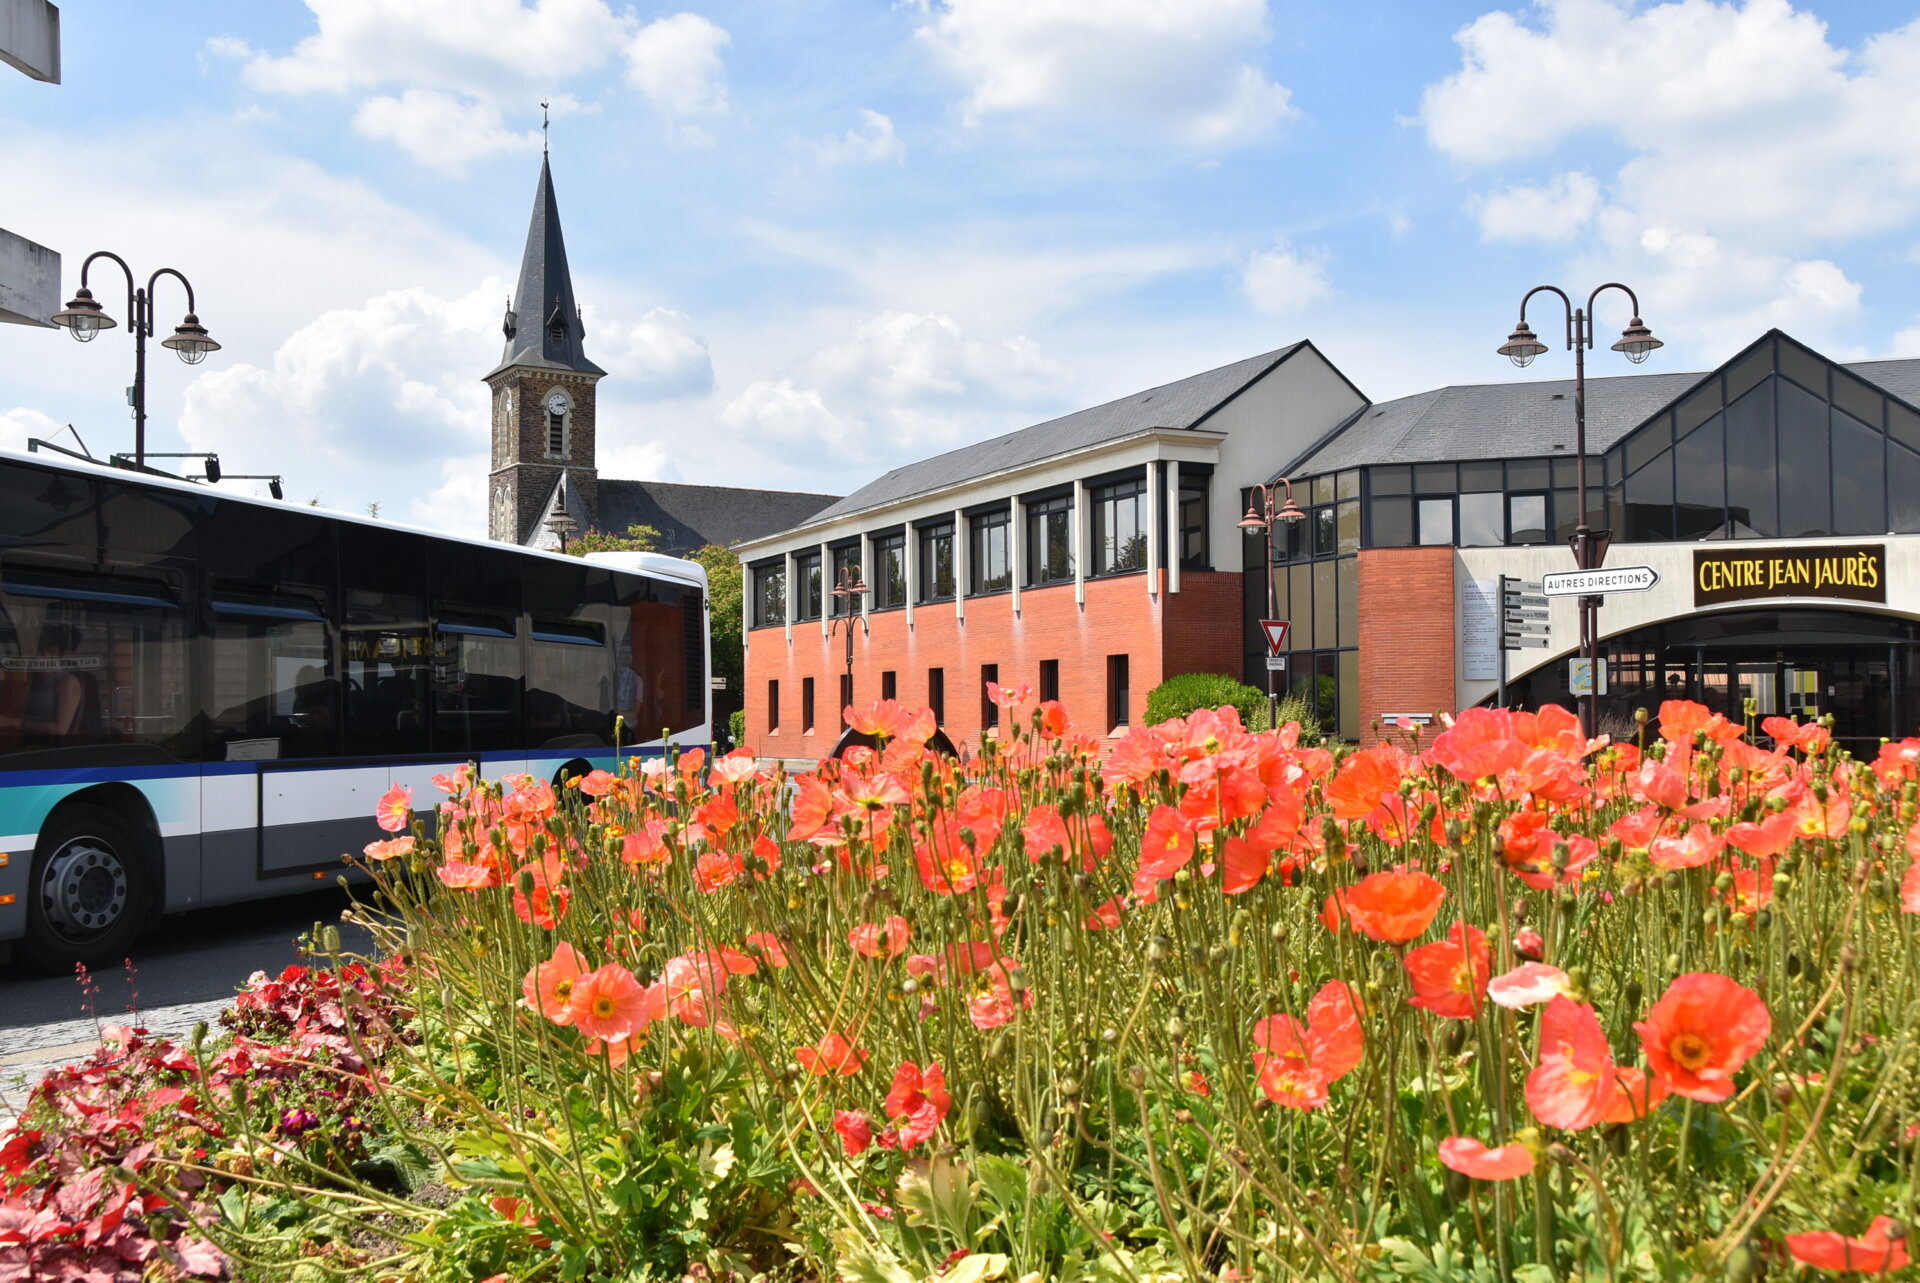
[[1, 445, 708, 590]]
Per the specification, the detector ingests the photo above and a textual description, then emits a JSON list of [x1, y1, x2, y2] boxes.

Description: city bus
[[0, 447, 709, 972]]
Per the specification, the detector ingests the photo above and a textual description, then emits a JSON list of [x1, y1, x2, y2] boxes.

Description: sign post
[[1260, 619, 1290, 726], [1499, 577, 1549, 707]]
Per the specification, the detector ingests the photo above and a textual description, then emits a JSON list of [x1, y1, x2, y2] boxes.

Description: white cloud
[[228, 0, 627, 99], [720, 378, 861, 455], [626, 13, 731, 117], [0, 407, 64, 455], [1474, 171, 1602, 242], [814, 109, 907, 166], [916, 0, 1296, 146], [1241, 240, 1331, 316], [592, 306, 716, 400], [1421, 0, 1919, 351], [353, 89, 540, 173], [810, 310, 1069, 406]]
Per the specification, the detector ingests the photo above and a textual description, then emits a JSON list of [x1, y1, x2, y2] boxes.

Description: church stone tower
[[487, 155, 607, 544]]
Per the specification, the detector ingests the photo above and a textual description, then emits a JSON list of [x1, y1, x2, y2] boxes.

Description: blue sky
[[5, 0, 1920, 535]]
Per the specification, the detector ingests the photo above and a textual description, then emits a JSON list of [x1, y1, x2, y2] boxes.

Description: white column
[[954, 508, 967, 623], [904, 524, 916, 630], [1145, 463, 1160, 600], [1072, 479, 1087, 607], [859, 531, 873, 621], [783, 550, 795, 644], [819, 540, 831, 638], [1009, 500, 1023, 615], [1166, 465, 1182, 595]]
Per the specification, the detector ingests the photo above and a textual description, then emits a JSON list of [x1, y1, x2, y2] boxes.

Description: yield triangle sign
[[1260, 619, 1290, 656]]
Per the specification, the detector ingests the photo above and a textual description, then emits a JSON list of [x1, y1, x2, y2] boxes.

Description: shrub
[[1143, 670, 1267, 727], [727, 706, 745, 747], [19, 696, 1920, 1282]]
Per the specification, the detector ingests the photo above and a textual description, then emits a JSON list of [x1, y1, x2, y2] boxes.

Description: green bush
[[1142, 670, 1266, 727], [728, 706, 745, 747]]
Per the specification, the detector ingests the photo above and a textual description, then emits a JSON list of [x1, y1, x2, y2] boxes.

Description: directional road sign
[[1259, 619, 1291, 656], [1542, 566, 1660, 597]]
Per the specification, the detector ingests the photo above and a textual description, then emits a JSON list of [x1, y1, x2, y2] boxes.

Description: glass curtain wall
[[1247, 470, 1361, 741]]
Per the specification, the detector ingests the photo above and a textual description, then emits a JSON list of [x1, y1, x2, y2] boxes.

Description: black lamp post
[[1497, 283, 1663, 741], [49, 251, 223, 470], [828, 564, 869, 725], [1237, 479, 1308, 724], [546, 495, 578, 553]]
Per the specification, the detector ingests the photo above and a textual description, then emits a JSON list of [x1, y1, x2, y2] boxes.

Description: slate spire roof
[[489, 155, 606, 380]]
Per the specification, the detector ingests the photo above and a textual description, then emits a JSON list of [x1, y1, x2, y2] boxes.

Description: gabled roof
[[802, 342, 1310, 525], [487, 156, 605, 380], [1287, 333, 1920, 476], [598, 480, 840, 555]]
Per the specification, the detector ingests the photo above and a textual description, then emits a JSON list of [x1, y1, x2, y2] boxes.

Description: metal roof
[[487, 156, 606, 381], [597, 479, 840, 555], [1288, 341, 1920, 476], [801, 342, 1307, 525]]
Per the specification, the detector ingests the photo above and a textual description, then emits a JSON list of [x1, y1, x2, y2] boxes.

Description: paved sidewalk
[[0, 996, 237, 1126]]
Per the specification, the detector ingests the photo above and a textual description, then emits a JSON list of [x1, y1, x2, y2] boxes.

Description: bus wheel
[[22, 804, 152, 974]]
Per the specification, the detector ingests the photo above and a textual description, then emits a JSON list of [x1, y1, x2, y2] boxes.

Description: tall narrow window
[[1107, 654, 1131, 730], [544, 391, 569, 458], [839, 673, 853, 725], [1179, 475, 1209, 567], [981, 663, 999, 731], [752, 562, 787, 628], [1091, 477, 1147, 574], [1026, 495, 1074, 584], [882, 670, 897, 700], [969, 512, 1010, 593], [928, 667, 945, 724], [794, 552, 823, 621], [767, 679, 780, 731], [918, 523, 956, 601], [802, 678, 815, 733], [830, 544, 861, 615], [1039, 658, 1060, 704], [873, 532, 907, 608]]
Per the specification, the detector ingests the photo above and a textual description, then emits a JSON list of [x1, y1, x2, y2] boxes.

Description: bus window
[[622, 585, 702, 742], [433, 617, 520, 755], [207, 596, 336, 761], [0, 572, 190, 758], [342, 627, 431, 757], [528, 616, 610, 748]]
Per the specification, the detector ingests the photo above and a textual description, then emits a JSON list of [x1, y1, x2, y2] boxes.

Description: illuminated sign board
[[1693, 544, 1885, 608]]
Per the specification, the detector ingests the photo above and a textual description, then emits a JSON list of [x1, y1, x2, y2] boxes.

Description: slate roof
[[597, 480, 840, 556], [800, 343, 1309, 526], [1288, 341, 1920, 477], [488, 156, 605, 380]]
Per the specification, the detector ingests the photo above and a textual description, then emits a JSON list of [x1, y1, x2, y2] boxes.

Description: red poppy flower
[[1038, 700, 1070, 738], [883, 1060, 950, 1147], [832, 1110, 874, 1157], [1634, 972, 1770, 1102], [1726, 808, 1797, 859], [1219, 835, 1269, 895], [1340, 870, 1446, 942], [744, 931, 788, 968], [1251, 979, 1364, 1109], [1632, 760, 1689, 811], [796, 1031, 867, 1077], [1403, 922, 1490, 1019], [846, 698, 918, 740], [1785, 1217, 1911, 1274], [849, 915, 911, 959], [1134, 805, 1197, 894], [1438, 1136, 1534, 1181], [913, 820, 985, 895], [1526, 996, 1615, 1130], [1600, 1066, 1671, 1123], [1906, 857, 1920, 914], [1022, 805, 1070, 862], [1648, 822, 1723, 871], [1325, 743, 1408, 822]]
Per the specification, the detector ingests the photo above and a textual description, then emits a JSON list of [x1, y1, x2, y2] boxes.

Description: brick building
[[744, 327, 1920, 758]]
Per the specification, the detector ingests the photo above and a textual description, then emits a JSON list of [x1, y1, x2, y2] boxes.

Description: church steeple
[[490, 155, 605, 379], [486, 152, 606, 545]]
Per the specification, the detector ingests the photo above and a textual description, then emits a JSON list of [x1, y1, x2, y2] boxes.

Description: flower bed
[[9, 690, 1920, 1280]]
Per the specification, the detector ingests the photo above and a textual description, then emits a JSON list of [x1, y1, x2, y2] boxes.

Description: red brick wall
[[1356, 547, 1456, 744], [745, 571, 1250, 760]]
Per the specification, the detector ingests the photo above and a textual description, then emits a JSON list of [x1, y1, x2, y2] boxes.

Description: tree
[[691, 544, 743, 738], [561, 523, 661, 556]]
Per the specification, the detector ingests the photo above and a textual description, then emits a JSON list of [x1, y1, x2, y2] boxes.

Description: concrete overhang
[[0, 228, 59, 328], [0, 0, 59, 83]]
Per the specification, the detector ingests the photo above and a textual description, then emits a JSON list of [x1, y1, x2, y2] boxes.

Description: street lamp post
[[1497, 283, 1663, 742], [828, 565, 870, 726], [1237, 479, 1307, 726], [49, 251, 223, 470], [545, 495, 578, 553]]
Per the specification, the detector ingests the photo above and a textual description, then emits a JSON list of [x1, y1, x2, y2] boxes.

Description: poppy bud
[[1444, 1168, 1472, 1200], [1604, 1124, 1630, 1155], [1511, 897, 1530, 922], [987, 1034, 1010, 1061], [1101, 1026, 1120, 1044], [1008, 968, 1029, 994], [1270, 922, 1288, 943], [1128, 1064, 1147, 1090], [1000, 890, 1023, 917], [1165, 1017, 1186, 1041], [1886, 1221, 1908, 1243], [1060, 1079, 1080, 1099], [1724, 1244, 1758, 1283], [1841, 946, 1857, 974], [1623, 979, 1643, 1010], [1547, 1142, 1576, 1168], [1147, 935, 1172, 961], [1551, 842, 1571, 872], [1443, 1023, 1467, 1055], [900, 978, 918, 996]]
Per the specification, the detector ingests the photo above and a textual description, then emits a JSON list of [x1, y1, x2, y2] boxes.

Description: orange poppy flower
[[1600, 1066, 1671, 1123], [1437, 1136, 1534, 1181], [1785, 1216, 1911, 1274], [375, 783, 414, 833], [1648, 822, 1723, 871], [883, 1060, 950, 1147], [849, 915, 911, 959], [363, 836, 414, 861], [1340, 870, 1446, 942], [521, 942, 588, 1027], [1634, 972, 1770, 1102], [1251, 979, 1364, 1109], [569, 963, 650, 1043], [1904, 858, 1920, 914], [1403, 922, 1490, 1019], [1133, 805, 1196, 894], [1526, 996, 1615, 1130]]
